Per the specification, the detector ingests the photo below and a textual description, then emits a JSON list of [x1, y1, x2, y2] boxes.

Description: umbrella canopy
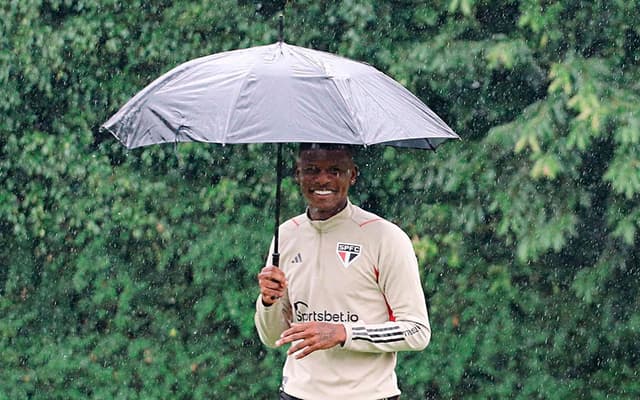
[[101, 41, 459, 266], [102, 41, 458, 150]]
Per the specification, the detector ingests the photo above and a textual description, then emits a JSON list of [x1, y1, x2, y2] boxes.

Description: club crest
[[336, 242, 362, 268]]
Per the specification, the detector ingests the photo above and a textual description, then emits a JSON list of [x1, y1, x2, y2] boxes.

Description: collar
[[306, 199, 354, 233]]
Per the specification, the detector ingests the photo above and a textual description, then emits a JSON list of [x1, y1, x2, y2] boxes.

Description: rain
[[1, 1, 639, 399]]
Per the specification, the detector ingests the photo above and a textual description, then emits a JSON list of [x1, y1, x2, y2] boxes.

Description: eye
[[328, 167, 343, 176], [301, 167, 320, 176]]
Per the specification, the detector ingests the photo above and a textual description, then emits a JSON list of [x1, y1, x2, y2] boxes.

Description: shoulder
[[280, 212, 308, 232], [350, 205, 408, 238]]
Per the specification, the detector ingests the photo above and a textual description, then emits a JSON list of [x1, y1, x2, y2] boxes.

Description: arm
[[254, 265, 292, 348], [343, 224, 431, 353]]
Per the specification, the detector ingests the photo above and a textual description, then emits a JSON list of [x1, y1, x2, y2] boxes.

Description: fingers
[[288, 340, 319, 359], [276, 326, 311, 358], [276, 322, 346, 359], [257, 266, 287, 305], [276, 324, 305, 346]]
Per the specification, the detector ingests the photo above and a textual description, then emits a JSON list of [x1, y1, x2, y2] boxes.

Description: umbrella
[[101, 34, 459, 267]]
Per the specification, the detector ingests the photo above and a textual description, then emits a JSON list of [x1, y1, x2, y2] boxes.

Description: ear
[[294, 167, 301, 183], [350, 166, 359, 185]]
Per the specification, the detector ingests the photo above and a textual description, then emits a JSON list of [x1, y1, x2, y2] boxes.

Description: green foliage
[[1, 0, 639, 398]]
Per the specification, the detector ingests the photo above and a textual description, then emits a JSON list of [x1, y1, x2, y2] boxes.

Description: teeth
[[314, 190, 332, 195]]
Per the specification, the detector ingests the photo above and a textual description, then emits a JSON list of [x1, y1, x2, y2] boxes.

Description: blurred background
[[1, 1, 638, 398]]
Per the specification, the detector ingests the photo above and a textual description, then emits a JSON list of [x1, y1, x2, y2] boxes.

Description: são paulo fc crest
[[336, 242, 362, 268]]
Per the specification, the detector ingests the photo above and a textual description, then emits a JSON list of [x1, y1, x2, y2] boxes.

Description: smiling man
[[296, 143, 357, 220], [255, 143, 431, 400]]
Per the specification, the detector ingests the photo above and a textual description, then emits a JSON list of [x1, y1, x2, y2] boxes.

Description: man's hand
[[257, 265, 287, 306], [276, 322, 346, 359]]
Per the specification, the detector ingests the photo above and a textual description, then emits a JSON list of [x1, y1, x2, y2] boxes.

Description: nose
[[314, 169, 334, 184]]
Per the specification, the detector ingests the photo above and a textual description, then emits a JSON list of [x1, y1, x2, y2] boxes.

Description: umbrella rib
[[149, 108, 184, 144], [327, 77, 365, 145], [354, 74, 424, 144], [290, 44, 364, 145], [221, 69, 254, 145], [426, 138, 436, 151]]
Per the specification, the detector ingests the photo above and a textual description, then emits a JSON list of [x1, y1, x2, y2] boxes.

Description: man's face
[[296, 148, 358, 221]]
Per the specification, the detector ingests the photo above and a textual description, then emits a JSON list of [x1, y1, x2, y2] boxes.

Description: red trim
[[359, 218, 382, 227], [386, 302, 396, 322], [373, 266, 396, 322]]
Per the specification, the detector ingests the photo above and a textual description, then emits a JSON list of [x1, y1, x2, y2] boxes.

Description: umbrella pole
[[272, 143, 282, 267]]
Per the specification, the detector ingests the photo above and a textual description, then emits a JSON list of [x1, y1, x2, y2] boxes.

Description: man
[[255, 143, 430, 400]]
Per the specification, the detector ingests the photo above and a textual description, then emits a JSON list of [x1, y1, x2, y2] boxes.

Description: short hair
[[298, 143, 355, 157]]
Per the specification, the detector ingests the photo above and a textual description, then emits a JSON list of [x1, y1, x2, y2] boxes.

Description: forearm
[[343, 318, 430, 353], [254, 296, 291, 347]]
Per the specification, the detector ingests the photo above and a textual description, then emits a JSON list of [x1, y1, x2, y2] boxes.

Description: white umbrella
[[101, 39, 459, 266]]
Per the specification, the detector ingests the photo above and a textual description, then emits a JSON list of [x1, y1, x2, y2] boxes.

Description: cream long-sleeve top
[[255, 201, 431, 400]]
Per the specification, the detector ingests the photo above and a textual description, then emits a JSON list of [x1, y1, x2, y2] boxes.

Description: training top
[[255, 201, 430, 400]]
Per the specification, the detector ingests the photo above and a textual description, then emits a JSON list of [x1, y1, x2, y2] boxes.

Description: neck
[[307, 200, 348, 221]]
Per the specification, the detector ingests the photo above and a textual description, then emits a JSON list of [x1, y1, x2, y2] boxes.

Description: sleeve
[[254, 240, 292, 348], [342, 224, 431, 353], [254, 295, 292, 348]]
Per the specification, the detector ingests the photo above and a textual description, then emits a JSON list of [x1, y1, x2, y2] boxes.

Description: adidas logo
[[291, 253, 303, 264]]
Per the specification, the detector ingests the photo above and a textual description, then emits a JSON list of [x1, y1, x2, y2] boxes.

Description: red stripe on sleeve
[[373, 266, 396, 322]]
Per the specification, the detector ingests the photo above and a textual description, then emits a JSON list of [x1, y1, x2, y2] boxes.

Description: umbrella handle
[[270, 143, 283, 300], [272, 142, 282, 268], [270, 251, 280, 301]]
